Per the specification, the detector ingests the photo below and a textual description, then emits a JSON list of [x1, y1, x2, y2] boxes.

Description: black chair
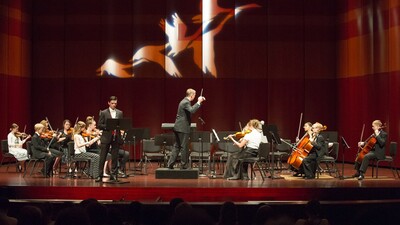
[[23, 141, 47, 177], [316, 142, 339, 178], [270, 139, 291, 170], [67, 141, 91, 178], [371, 142, 398, 178], [238, 143, 269, 181], [141, 139, 166, 174], [189, 142, 211, 172], [0, 139, 20, 172]]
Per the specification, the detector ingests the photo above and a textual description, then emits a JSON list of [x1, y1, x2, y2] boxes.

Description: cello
[[355, 123, 384, 163]]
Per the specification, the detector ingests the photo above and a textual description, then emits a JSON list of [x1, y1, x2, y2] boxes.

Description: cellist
[[302, 122, 327, 179], [292, 122, 313, 177], [353, 120, 387, 180]]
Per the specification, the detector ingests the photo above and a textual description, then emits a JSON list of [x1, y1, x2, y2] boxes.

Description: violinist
[[7, 123, 30, 171], [39, 120, 63, 175], [86, 116, 112, 177], [353, 120, 387, 180], [58, 120, 73, 149], [224, 119, 263, 180], [302, 122, 327, 180], [292, 122, 313, 177], [31, 123, 56, 177], [73, 121, 100, 179]]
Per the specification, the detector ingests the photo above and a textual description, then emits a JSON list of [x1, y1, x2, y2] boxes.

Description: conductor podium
[[155, 122, 199, 179], [155, 168, 199, 179]]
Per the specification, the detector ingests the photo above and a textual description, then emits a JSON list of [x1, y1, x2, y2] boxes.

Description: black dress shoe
[[352, 172, 360, 178], [293, 172, 302, 177], [95, 176, 103, 182], [168, 164, 174, 169], [109, 174, 117, 181]]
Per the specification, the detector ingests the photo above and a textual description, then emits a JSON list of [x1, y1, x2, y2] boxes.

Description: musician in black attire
[[95, 96, 123, 182], [31, 123, 56, 177], [167, 88, 205, 169], [302, 122, 327, 180], [354, 120, 387, 180]]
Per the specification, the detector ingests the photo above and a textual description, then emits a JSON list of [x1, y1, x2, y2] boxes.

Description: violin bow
[[45, 117, 54, 131], [296, 113, 303, 141]]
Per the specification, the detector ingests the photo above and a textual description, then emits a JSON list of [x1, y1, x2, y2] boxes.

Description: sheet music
[[212, 129, 220, 142]]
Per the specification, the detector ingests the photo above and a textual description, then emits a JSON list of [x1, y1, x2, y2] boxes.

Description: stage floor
[[1, 162, 399, 203]]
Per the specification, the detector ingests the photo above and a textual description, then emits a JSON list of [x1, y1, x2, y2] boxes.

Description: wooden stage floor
[[1, 162, 400, 203]]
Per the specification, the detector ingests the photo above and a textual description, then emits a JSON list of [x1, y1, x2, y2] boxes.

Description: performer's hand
[[198, 96, 205, 103], [374, 129, 380, 136], [358, 142, 364, 148]]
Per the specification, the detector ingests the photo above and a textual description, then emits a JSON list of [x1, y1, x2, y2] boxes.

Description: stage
[[1, 162, 399, 204]]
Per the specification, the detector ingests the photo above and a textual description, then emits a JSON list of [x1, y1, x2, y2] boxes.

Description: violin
[[223, 129, 251, 140], [40, 130, 55, 139], [15, 132, 30, 139], [66, 128, 73, 135]]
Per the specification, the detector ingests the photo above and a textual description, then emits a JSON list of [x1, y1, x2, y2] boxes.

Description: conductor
[[95, 96, 124, 182], [167, 88, 205, 169]]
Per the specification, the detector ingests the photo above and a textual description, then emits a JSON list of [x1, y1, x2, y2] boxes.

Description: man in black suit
[[31, 123, 56, 177], [95, 96, 124, 182], [167, 88, 205, 169]]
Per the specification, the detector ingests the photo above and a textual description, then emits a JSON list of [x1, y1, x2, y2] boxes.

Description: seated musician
[[73, 121, 101, 179], [223, 119, 263, 180], [31, 123, 56, 177], [57, 120, 73, 163], [353, 120, 387, 180], [85, 116, 112, 177], [302, 122, 327, 180], [39, 120, 63, 174], [292, 122, 313, 177], [7, 123, 30, 171]]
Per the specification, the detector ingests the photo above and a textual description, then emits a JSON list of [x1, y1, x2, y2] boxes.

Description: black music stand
[[339, 136, 352, 180], [103, 118, 131, 184], [190, 131, 210, 177], [264, 124, 284, 179], [124, 128, 145, 175], [209, 129, 221, 179], [154, 134, 175, 168]]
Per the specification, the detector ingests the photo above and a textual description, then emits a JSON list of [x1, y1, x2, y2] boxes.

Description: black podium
[[103, 118, 131, 184]]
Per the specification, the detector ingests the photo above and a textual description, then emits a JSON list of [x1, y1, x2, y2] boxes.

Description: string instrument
[[40, 129, 55, 139], [287, 124, 327, 170], [355, 124, 385, 163], [15, 131, 30, 139], [223, 129, 251, 140]]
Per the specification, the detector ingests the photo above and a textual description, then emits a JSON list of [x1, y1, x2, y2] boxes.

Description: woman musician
[[223, 119, 263, 180], [353, 120, 387, 180], [302, 122, 327, 179], [292, 122, 313, 177], [7, 123, 30, 172], [39, 120, 64, 174]]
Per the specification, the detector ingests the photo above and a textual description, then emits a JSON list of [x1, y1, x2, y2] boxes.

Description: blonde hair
[[372, 120, 382, 127], [248, 119, 262, 130], [34, 123, 44, 132], [74, 121, 86, 135], [186, 88, 196, 97]]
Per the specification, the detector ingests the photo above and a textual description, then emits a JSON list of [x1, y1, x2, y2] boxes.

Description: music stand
[[154, 134, 175, 168], [208, 129, 221, 178], [339, 136, 352, 180], [190, 131, 210, 177], [124, 128, 145, 175], [104, 118, 131, 184], [263, 124, 284, 179]]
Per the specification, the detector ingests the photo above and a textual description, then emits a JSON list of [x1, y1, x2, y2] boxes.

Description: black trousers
[[302, 151, 317, 178], [168, 131, 190, 168]]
